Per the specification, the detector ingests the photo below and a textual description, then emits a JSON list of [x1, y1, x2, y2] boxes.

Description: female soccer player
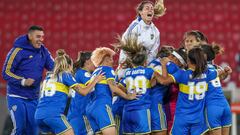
[[148, 47, 187, 135], [165, 30, 208, 133], [201, 44, 232, 135], [119, 0, 166, 64], [116, 37, 155, 135], [181, 30, 208, 51], [67, 51, 95, 135], [86, 47, 136, 135], [113, 59, 133, 135], [34, 50, 104, 135], [154, 47, 226, 135]]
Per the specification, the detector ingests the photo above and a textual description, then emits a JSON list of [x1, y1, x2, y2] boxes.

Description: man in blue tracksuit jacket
[[2, 25, 54, 135]]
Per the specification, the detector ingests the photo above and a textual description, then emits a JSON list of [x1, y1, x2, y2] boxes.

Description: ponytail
[[53, 49, 73, 78], [201, 43, 224, 61], [74, 51, 92, 72], [188, 47, 207, 78]]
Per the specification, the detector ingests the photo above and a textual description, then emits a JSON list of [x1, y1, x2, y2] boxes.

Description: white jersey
[[119, 17, 160, 64]]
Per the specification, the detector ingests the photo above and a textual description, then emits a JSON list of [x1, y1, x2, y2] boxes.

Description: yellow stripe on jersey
[[5, 48, 24, 79], [98, 78, 115, 84], [77, 83, 86, 88], [149, 66, 162, 74], [169, 74, 176, 83], [69, 83, 79, 89], [43, 82, 70, 95], [179, 83, 208, 95]]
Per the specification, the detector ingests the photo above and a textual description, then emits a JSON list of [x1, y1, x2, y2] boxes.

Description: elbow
[[75, 86, 87, 96], [2, 71, 8, 81]]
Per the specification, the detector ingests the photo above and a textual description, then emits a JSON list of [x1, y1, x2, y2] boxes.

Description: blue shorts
[[171, 115, 208, 135], [112, 102, 124, 135], [122, 109, 151, 134], [68, 115, 92, 135], [35, 114, 72, 134], [86, 103, 115, 133], [7, 96, 38, 135], [150, 103, 167, 132], [115, 114, 123, 135], [206, 104, 232, 130]]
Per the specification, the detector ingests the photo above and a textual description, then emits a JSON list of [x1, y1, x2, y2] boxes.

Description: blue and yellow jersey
[[148, 59, 179, 103], [35, 72, 78, 119], [89, 66, 116, 104], [112, 78, 127, 116], [206, 64, 227, 106], [122, 66, 154, 111], [67, 68, 92, 119], [170, 68, 217, 122]]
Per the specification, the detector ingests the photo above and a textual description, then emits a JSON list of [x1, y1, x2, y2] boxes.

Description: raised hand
[[160, 57, 170, 65], [94, 71, 106, 83], [224, 66, 232, 74]]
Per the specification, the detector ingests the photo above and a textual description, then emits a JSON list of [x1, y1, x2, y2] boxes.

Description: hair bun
[[56, 49, 66, 57]]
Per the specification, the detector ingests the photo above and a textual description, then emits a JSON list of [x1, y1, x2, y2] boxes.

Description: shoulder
[[149, 59, 161, 66], [102, 66, 114, 71], [127, 19, 141, 32], [41, 45, 51, 53], [151, 23, 160, 34], [145, 67, 154, 74], [62, 71, 74, 78], [77, 69, 91, 78], [10, 47, 23, 54], [6, 47, 24, 59]]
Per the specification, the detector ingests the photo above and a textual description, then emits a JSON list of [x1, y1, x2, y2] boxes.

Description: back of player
[[206, 64, 232, 131], [201, 44, 232, 134], [85, 48, 117, 134], [86, 66, 116, 133], [67, 68, 92, 135], [154, 47, 215, 135], [122, 66, 154, 134], [170, 48, 215, 135], [67, 51, 94, 135], [34, 50, 79, 135], [35, 71, 77, 134], [35, 50, 103, 135]]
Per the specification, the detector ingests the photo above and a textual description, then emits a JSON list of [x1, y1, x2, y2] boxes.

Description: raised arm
[[154, 58, 175, 85], [72, 73, 104, 96], [108, 79, 136, 100]]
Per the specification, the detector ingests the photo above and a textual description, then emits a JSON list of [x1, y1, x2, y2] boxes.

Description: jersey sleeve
[[147, 68, 155, 80], [44, 47, 54, 71], [167, 62, 180, 74], [148, 60, 162, 74], [148, 31, 160, 63], [118, 78, 126, 88], [104, 67, 116, 81], [207, 68, 218, 82], [75, 70, 91, 85], [2, 48, 24, 86], [170, 69, 187, 84], [62, 72, 78, 88], [119, 21, 139, 64]]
